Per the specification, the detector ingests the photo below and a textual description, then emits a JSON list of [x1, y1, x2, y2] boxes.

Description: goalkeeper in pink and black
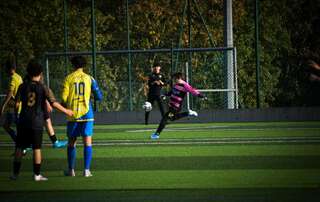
[[151, 72, 207, 139]]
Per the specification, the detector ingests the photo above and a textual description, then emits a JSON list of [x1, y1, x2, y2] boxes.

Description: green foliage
[[0, 0, 319, 109]]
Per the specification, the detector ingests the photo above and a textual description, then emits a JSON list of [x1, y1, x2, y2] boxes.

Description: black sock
[[8, 129, 17, 142], [13, 161, 21, 175], [145, 112, 150, 125], [49, 134, 57, 144], [33, 163, 41, 175]]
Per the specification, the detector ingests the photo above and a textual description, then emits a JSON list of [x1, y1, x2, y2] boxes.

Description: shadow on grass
[[1, 188, 320, 202]]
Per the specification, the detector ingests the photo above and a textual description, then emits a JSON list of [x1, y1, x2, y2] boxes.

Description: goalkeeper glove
[[198, 94, 208, 101]]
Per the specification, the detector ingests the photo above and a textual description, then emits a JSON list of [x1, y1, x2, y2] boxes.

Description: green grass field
[[1, 121, 320, 201]]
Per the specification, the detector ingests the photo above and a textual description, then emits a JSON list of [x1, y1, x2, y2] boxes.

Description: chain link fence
[[44, 47, 237, 112]]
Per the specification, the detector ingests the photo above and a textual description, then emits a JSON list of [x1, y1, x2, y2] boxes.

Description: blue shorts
[[67, 121, 94, 137]]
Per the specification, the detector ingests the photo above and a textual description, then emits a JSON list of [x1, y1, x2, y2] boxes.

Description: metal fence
[[44, 47, 237, 112]]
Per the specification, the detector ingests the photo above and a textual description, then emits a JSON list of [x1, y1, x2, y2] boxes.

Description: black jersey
[[15, 80, 56, 130], [147, 72, 165, 96]]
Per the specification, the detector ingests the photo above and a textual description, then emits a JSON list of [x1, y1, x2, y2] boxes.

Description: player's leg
[[151, 111, 171, 139], [32, 129, 47, 181], [166, 110, 196, 122], [145, 96, 155, 125], [174, 111, 190, 120], [82, 121, 93, 177], [11, 147, 23, 180], [45, 118, 67, 148], [32, 149, 47, 181], [3, 112, 16, 142], [156, 96, 165, 117], [65, 122, 78, 176], [10, 125, 27, 180]]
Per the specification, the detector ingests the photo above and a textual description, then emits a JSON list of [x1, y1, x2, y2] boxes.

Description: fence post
[[255, 0, 261, 108], [45, 56, 50, 88], [63, 0, 68, 74], [171, 42, 174, 78], [126, 0, 133, 111], [223, 0, 235, 109], [91, 0, 97, 111]]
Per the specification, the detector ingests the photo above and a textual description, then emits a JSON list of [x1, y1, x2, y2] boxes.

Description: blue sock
[[67, 146, 76, 170], [8, 129, 16, 142], [84, 146, 92, 170]]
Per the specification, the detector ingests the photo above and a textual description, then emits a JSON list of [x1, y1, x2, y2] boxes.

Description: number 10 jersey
[[62, 69, 102, 122]]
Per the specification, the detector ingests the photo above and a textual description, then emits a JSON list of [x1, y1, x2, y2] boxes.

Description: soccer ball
[[142, 101, 152, 112]]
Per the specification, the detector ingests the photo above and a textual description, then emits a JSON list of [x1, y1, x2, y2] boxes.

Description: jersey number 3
[[74, 82, 85, 96], [27, 92, 36, 107]]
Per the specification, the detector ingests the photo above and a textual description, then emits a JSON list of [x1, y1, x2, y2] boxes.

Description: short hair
[[5, 58, 16, 71], [27, 59, 43, 77], [71, 56, 86, 69], [153, 61, 161, 67], [172, 72, 183, 80]]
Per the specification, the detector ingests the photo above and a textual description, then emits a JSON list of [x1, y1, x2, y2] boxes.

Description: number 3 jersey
[[62, 69, 102, 122], [15, 81, 57, 130]]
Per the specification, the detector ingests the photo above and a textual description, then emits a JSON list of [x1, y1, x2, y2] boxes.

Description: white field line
[[1, 136, 320, 147], [126, 126, 320, 133]]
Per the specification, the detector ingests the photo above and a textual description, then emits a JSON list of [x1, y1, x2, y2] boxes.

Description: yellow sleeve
[[8, 77, 15, 93], [62, 77, 70, 103]]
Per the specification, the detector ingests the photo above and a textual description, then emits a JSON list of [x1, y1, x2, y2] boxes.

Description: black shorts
[[147, 94, 161, 103], [166, 107, 180, 121], [16, 126, 43, 149]]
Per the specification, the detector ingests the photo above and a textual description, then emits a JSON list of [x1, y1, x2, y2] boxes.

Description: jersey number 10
[[74, 82, 85, 96]]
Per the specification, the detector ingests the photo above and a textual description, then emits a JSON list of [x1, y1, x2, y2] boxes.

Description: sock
[[49, 134, 57, 144], [8, 129, 17, 142], [145, 112, 150, 125], [13, 161, 21, 176], [33, 163, 41, 175], [67, 146, 76, 170], [84, 146, 92, 170]]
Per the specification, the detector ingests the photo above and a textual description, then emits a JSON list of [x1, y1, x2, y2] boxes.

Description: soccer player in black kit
[[11, 60, 73, 181], [145, 63, 166, 125]]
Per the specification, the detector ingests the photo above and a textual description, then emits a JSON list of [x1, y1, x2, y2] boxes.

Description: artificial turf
[[0, 122, 320, 201]]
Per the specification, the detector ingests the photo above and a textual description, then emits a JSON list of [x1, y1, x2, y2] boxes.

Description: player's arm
[[159, 74, 165, 86], [45, 100, 53, 113], [91, 77, 103, 101], [147, 75, 154, 86], [52, 102, 73, 117], [13, 85, 22, 116], [308, 60, 320, 71], [184, 82, 201, 96], [0, 90, 13, 116], [45, 86, 73, 117], [0, 77, 16, 116], [184, 82, 207, 100], [310, 73, 320, 82]]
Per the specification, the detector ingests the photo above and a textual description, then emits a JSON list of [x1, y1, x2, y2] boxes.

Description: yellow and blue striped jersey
[[6, 72, 23, 112], [62, 69, 102, 122]]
